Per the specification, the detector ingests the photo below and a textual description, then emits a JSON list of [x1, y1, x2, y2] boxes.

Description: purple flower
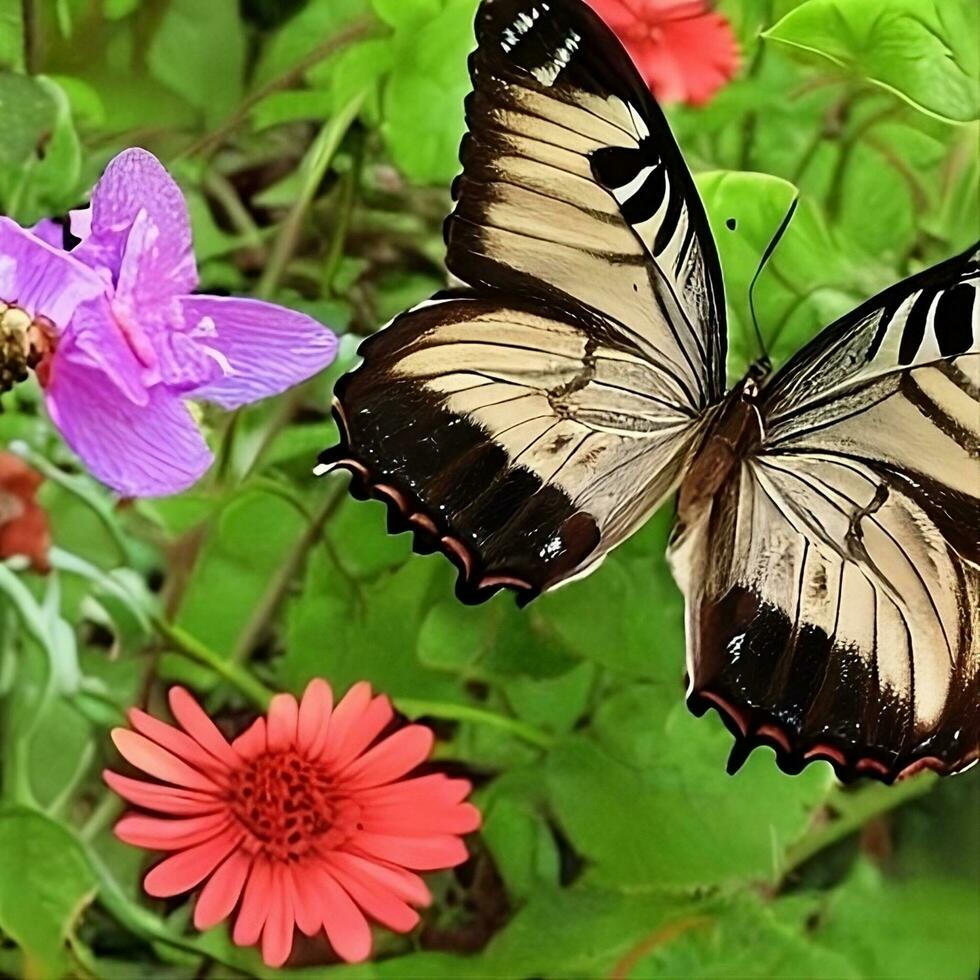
[[0, 148, 337, 497]]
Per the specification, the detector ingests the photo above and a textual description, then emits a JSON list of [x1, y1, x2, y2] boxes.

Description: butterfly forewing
[[673, 243, 980, 781], [322, 0, 724, 602]]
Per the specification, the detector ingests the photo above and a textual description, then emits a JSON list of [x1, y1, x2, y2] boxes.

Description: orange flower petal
[[194, 850, 252, 931], [267, 693, 299, 752], [231, 717, 266, 759], [350, 832, 468, 870], [359, 774, 472, 807], [233, 858, 273, 946], [127, 708, 230, 776], [319, 681, 372, 763], [286, 863, 323, 937], [362, 801, 482, 836], [311, 865, 373, 964], [339, 726, 434, 789], [261, 864, 295, 968], [168, 687, 241, 768], [115, 811, 230, 850], [328, 694, 393, 770], [327, 852, 431, 907], [111, 729, 219, 793], [297, 678, 333, 755], [102, 770, 222, 816], [328, 862, 420, 933], [143, 827, 241, 897]]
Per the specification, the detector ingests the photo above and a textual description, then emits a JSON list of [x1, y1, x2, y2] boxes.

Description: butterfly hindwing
[[322, 0, 723, 600], [673, 243, 980, 781]]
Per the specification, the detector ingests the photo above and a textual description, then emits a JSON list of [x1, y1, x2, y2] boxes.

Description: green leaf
[[481, 797, 560, 902], [146, 0, 246, 128], [764, 0, 980, 123], [382, 0, 477, 184], [548, 713, 833, 889], [635, 894, 860, 978], [0, 0, 23, 70], [175, 489, 306, 656], [0, 807, 97, 978]]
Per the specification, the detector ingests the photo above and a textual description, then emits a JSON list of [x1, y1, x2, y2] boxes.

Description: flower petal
[[262, 864, 295, 968], [115, 811, 231, 850], [232, 718, 267, 759], [194, 849, 252, 931], [328, 851, 431, 907], [29, 218, 66, 249], [297, 678, 333, 756], [338, 726, 433, 789], [286, 863, 323, 937], [143, 826, 241, 897], [350, 832, 468, 870], [168, 687, 241, 769], [362, 801, 482, 836], [180, 295, 338, 410], [267, 693, 299, 752], [110, 729, 218, 792], [103, 770, 221, 816], [320, 682, 372, 764], [44, 352, 213, 497], [310, 865, 372, 963], [127, 708, 230, 777], [327, 861, 420, 933], [234, 858, 273, 946], [0, 217, 104, 326], [74, 148, 196, 295], [359, 774, 472, 808], [329, 695, 393, 771]]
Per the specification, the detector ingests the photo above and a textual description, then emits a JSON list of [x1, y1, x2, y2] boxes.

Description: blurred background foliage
[[0, 0, 978, 976]]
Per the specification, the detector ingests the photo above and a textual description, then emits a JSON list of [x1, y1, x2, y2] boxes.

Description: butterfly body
[[321, 0, 979, 782]]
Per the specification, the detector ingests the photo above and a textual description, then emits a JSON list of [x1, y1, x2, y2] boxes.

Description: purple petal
[[70, 207, 92, 242], [0, 217, 105, 328], [44, 346, 213, 498], [71, 148, 197, 297], [111, 212, 220, 392], [29, 219, 66, 249], [63, 298, 152, 406], [180, 296, 338, 410]]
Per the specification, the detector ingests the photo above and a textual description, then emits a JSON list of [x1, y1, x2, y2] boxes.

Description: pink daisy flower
[[104, 681, 481, 967], [586, 0, 740, 105]]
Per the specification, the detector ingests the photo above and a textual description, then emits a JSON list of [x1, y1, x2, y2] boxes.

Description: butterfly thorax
[[677, 374, 765, 526]]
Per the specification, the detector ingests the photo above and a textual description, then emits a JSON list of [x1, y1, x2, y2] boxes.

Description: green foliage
[[0, 0, 977, 977]]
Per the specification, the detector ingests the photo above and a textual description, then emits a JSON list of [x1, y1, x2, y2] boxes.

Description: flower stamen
[[0, 301, 57, 394]]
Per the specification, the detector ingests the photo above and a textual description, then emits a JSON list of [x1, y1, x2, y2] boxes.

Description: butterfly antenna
[[747, 196, 799, 372]]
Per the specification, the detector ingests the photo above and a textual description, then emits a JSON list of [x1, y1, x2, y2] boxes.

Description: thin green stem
[[394, 698, 556, 751], [780, 772, 937, 878], [152, 616, 273, 710], [256, 92, 366, 299]]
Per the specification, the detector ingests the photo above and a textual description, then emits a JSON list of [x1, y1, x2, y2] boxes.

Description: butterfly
[[318, 0, 979, 783]]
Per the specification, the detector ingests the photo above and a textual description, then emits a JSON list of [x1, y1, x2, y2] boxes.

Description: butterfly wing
[[672, 242, 980, 781], [321, 0, 725, 602]]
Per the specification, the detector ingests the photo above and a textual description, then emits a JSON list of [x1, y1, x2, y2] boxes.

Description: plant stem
[[153, 616, 273, 709], [394, 698, 556, 751], [180, 18, 376, 160], [230, 482, 346, 665], [780, 772, 937, 878], [256, 92, 366, 298]]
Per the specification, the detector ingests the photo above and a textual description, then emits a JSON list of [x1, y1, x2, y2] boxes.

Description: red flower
[[586, 0, 739, 105], [105, 682, 481, 967], [0, 452, 51, 573]]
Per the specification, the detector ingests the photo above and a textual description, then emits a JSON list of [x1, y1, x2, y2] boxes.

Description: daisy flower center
[[228, 750, 360, 861], [0, 301, 57, 393]]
